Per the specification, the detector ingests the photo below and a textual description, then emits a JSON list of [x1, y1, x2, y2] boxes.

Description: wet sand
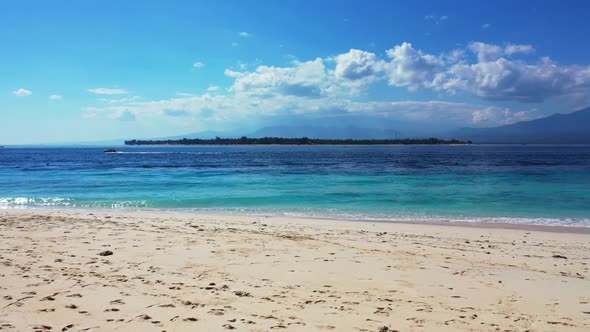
[[1, 209, 589, 331]]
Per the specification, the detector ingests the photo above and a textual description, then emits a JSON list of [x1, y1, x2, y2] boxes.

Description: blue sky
[[2, 0, 590, 144]]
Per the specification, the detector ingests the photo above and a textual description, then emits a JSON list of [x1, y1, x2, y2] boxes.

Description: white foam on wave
[[184, 207, 590, 227], [0, 197, 74, 209], [1, 199, 588, 227]]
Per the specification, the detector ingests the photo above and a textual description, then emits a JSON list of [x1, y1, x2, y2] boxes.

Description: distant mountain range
[[453, 107, 590, 144], [248, 125, 403, 139], [51, 106, 590, 146], [246, 108, 590, 143]]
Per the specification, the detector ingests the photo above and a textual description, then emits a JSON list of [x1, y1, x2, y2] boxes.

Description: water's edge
[[4, 205, 590, 234]]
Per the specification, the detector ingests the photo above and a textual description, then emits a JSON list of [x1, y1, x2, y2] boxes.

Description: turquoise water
[[1, 145, 589, 226]]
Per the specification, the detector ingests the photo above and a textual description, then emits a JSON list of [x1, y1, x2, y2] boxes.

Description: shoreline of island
[[124, 136, 472, 146]]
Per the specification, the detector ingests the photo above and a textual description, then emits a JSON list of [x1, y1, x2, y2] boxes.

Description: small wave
[[0, 197, 150, 209], [1, 199, 588, 227], [0, 197, 74, 208], [277, 211, 590, 227], [180, 208, 590, 227]]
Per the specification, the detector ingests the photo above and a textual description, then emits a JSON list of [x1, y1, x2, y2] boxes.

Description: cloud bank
[[86, 41, 590, 130]]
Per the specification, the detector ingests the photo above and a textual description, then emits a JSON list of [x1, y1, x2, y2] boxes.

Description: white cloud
[[193, 61, 205, 69], [469, 42, 535, 62], [228, 58, 328, 97], [382, 42, 444, 90], [88, 88, 128, 95], [468, 42, 504, 62], [443, 49, 466, 63], [49, 94, 62, 100], [444, 57, 589, 102], [471, 107, 529, 125], [83, 40, 590, 129], [238, 32, 251, 37], [334, 49, 382, 81], [504, 44, 535, 55], [224, 69, 244, 78], [346, 100, 532, 126], [86, 90, 533, 129], [13, 88, 32, 96]]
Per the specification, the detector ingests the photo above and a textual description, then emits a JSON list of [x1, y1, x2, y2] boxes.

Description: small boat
[[104, 148, 118, 153]]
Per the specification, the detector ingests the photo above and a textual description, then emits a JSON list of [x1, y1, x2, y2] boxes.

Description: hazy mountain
[[247, 125, 404, 139], [453, 107, 590, 144], [91, 107, 590, 145], [152, 130, 235, 140], [158, 124, 453, 141]]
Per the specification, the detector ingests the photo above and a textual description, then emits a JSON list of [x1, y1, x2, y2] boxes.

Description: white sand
[[1, 209, 589, 331]]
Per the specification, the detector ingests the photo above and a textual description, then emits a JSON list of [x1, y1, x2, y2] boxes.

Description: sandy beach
[[0, 209, 589, 331]]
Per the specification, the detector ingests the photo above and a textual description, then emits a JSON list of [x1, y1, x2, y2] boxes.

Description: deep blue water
[[1, 145, 590, 226]]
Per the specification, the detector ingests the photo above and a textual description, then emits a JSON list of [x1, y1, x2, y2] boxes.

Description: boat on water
[[103, 148, 117, 153]]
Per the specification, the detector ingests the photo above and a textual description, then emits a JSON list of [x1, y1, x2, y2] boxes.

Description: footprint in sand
[[61, 324, 74, 331]]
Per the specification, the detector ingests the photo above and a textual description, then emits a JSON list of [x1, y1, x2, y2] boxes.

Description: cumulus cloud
[[468, 42, 504, 62], [193, 61, 205, 69], [228, 58, 328, 97], [88, 88, 128, 95], [13, 88, 32, 96], [224, 69, 243, 78], [49, 94, 62, 100], [334, 49, 382, 81], [382, 42, 444, 90], [444, 57, 588, 102], [402, 41, 590, 103], [469, 42, 535, 61], [238, 32, 251, 37]]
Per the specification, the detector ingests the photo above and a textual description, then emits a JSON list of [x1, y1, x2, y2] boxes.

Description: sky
[[2, 0, 590, 144]]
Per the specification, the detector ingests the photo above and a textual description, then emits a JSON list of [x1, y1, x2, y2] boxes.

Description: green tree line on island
[[125, 137, 472, 145]]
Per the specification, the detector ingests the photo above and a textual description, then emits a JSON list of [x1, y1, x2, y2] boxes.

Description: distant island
[[125, 137, 471, 145]]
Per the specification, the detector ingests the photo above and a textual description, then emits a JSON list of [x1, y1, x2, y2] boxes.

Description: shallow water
[[1, 145, 589, 226]]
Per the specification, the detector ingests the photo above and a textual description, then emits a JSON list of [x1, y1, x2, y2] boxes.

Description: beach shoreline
[[1, 208, 589, 331], [3, 206, 590, 234]]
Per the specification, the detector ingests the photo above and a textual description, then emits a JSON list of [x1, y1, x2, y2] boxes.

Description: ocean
[[1, 145, 589, 226]]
